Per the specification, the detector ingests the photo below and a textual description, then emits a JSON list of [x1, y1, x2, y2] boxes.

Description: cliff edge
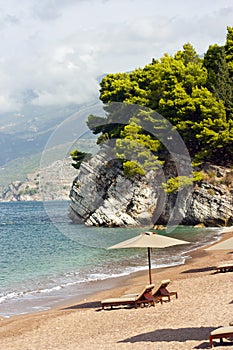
[[69, 146, 233, 227]]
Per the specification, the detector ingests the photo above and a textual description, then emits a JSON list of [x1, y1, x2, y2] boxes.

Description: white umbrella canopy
[[205, 236, 233, 251], [108, 231, 190, 284]]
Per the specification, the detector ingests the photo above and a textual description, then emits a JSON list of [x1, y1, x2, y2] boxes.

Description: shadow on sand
[[181, 266, 217, 274], [118, 326, 216, 349], [62, 301, 102, 311], [62, 301, 140, 312]]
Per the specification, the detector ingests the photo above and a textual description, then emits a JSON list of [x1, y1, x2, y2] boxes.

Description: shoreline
[[0, 226, 231, 319], [0, 230, 232, 349]]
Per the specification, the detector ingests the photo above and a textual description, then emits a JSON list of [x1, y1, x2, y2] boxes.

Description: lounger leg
[[209, 336, 213, 348]]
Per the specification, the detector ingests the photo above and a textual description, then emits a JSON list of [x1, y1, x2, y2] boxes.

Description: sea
[[0, 200, 223, 318]]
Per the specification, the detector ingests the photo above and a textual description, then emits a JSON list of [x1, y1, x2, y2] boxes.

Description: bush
[[123, 161, 145, 178], [162, 172, 203, 193]]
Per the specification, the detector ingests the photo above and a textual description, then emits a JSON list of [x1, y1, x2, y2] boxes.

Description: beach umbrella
[[205, 236, 233, 251], [108, 231, 190, 284], [205, 236, 233, 272]]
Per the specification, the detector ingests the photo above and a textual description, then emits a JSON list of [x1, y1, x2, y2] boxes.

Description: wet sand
[[0, 230, 232, 349]]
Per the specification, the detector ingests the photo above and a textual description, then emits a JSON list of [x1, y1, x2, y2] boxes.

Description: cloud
[[0, 42, 100, 109], [0, 0, 232, 114], [0, 94, 21, 113], [91, 1, 233, 71], [30, 51, 100, 106]]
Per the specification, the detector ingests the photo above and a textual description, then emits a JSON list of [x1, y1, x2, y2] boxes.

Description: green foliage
[[99, 72, 149, 105], [225, 26, 233, 76], [204, 44, 233, 120], [192, 116, 233, 162], [175, 42, 201, 65], [162, 172, 203, 193], [119, 123, 160, 152], [70, 149, 92, 169], [23, 187, 38, 195], [123, 161, 146, 178], [87, 114, 108, 135], [97, 27, 233, 165], [115, 122, 163, 177], [82, 26, 233, 182]]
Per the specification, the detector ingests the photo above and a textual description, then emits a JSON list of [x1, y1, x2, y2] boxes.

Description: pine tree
[[225, 26, 233, 77], [204, 44, 233, 120]]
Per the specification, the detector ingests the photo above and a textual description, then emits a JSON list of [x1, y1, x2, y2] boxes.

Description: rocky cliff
[[69, 145, 161, 226], [182, 165, 233, 226], [69, 146, 233, 227]]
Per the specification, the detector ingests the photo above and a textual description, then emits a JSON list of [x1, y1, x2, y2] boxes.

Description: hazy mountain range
[[0, 99, 101, 192]]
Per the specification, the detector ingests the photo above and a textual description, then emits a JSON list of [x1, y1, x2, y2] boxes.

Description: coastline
[[54, 227, 232, 309], [0, 221, 222, 319], [0, 229, 232, 349]]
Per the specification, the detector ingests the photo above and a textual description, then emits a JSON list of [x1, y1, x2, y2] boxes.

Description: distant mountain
[[0, 157, 78, 202], [0, 103, 95, 166], [0, 130, 51, 165], [0, 72, 108, 198], [0, 99, 103, 195], [0, 152, 42, 190], [0, 137, 98, 201]]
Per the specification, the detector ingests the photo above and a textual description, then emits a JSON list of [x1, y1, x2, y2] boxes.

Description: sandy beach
[[0, 231, 233, 349]]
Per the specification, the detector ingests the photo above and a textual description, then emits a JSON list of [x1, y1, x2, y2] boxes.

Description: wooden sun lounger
[[216, 261, 233, 273], [101, 284, 157, 310], [152, 279, 178, 301], [122, 279, 177, 304], [209, 326, 233, 348]]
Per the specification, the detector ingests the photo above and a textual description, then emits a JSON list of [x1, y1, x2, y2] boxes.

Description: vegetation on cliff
[[71, 26, 233, 191]]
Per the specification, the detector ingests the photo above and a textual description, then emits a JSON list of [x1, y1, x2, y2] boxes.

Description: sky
[[0, 0, 232, 114]]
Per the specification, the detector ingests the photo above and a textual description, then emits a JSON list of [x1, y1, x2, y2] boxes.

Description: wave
[[0, 200, 228, 318], [0, 252, 188, 311], [0, 228, 223, 306]]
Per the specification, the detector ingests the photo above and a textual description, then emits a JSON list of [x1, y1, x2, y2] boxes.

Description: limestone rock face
[[183, 183, 233, 226], [69, 145, 164, 227], [69, 147, 233, 227], [158, 164, 233, 227]]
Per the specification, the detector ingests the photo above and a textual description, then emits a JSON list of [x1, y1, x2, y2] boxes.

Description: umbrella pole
[[148, 247, 152, 284]]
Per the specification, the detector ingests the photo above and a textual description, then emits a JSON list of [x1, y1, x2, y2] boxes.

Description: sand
[[0, 231, 233, 349]]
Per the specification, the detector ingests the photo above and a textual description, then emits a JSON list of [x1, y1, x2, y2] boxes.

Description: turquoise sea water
[[0, 201, 222, 318]]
